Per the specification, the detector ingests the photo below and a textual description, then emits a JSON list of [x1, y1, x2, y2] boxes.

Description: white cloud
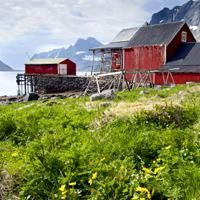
[[0, 0, 149, 44], [0, 0, 188, 68]]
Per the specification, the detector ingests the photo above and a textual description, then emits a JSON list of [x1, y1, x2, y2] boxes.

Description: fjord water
[[0, 71, 20, 96], [0, 71, 90, 96]]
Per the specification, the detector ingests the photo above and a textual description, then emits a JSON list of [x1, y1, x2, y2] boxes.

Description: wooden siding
[[60, 59, 76, 75], [25, 64, 58, 74], [124, 45, 165, 80], [155, 72, 200, 85]]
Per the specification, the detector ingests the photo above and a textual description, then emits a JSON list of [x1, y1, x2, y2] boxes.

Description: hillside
[[32, 37, 102, 72], [0, 60, 13, 71], [0, 84, 200, 199], [150, 0, 200, 41]]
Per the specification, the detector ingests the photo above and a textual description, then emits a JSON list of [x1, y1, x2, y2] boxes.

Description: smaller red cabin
[[25, 58, 76, 75]]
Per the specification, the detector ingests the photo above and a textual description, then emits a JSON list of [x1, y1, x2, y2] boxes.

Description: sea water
[[0, 71, 21, 96], [0, 71, 91, 96]]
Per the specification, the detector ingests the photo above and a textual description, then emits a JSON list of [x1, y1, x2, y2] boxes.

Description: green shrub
[[134, 104, 197, 129]]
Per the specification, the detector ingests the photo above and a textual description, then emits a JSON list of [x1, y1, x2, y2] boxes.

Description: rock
[[90, 89, 116, 101], [90, 93, 101, 101], [24, 93, 39, 102], [101, 89, 116, 100], [139, 90, 149, 95], [8, 97, 18, 102]]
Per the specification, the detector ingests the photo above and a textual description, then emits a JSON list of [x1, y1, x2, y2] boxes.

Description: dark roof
[[91, 21, 195, 51], [91, 27, 139, 51], [127, 21, 187, 47], [160, 43, 200, 73]]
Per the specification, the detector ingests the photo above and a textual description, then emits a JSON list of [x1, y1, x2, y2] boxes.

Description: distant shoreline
[[0, 69, 24, 72]]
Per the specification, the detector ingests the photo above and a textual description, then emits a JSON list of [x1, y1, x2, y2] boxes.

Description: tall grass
[[0, 84, 199, 199]]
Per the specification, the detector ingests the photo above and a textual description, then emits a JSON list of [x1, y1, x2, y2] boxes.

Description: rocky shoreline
[[0, 91, 83, 105]]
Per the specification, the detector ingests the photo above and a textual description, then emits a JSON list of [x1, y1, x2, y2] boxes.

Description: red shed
[[25, 58, 76, 75]]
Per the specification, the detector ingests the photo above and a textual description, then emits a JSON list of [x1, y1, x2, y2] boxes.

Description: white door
[[59, 64, 67, 74]]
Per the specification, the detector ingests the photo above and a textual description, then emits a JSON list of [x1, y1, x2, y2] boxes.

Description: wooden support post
[[162, 72, 166, 85], [91, 50, 95, 75], [169, 72, 175, 85], [166, 72, 170, 84], [95, 77, 101, 93], [24, 75, 27, 95]]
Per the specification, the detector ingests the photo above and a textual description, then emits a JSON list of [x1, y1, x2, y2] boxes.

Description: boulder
[[90, 89, 115, 101], [24, 93, 39, 102]]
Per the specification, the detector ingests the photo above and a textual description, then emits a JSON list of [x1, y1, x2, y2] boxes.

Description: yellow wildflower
[[11, 152, 18, 157], [143, 167, 153, 175], [61, 195, 66, 200], [131, 195, 139, 200], [59, 184, 67, 199], [154, 166, 165, 174], [62, 190, 67, 195], [88, 178, 93, 185], [59, 185, 66, 192], [136, 187, 151, 199], [69, 182, 76, 186], [92, 172, 98, 180]]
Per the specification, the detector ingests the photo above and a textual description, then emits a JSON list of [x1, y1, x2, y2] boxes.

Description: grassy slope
[[0, 84, 200, 200]]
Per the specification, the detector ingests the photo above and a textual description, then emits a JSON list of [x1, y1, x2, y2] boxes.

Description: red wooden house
[[92, 21, 200, 84], [25, 58, 76, 75]]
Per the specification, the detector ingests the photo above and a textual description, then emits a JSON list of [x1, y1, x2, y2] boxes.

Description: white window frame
[[181, 31, 187, 42]]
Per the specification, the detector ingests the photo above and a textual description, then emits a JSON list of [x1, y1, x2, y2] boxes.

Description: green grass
[[0, 84, 200, 199]]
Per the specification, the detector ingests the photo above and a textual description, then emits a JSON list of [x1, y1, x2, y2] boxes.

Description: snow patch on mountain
[[150, 0, 200, 41], [32, 37, 102, 71], [190, 26, 198, 30], [83, 55, 101, 61], [76, 51, 86, 55]]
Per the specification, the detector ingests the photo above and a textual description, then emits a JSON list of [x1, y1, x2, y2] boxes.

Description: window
[[182, 31, 187, 42]]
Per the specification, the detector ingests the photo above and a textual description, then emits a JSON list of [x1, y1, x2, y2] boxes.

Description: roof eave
[[166, 22, 196, 47]]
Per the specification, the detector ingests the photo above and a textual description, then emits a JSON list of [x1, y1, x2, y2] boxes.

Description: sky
[[0, 0, 188, 69]]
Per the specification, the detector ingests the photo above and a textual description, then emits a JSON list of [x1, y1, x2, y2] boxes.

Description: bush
[[134, 103, 197, 129]]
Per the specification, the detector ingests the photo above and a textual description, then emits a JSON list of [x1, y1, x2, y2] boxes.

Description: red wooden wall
[[166, 24, 196, 61], [154, 73, 200, 85], [124, 45, 165, 80], [25, 64, 58, 74]]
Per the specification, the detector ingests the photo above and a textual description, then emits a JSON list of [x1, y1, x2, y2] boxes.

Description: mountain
[[0, 60, 13, 71], [32, 37, 102, 71], [150, 0, 200, 41]]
